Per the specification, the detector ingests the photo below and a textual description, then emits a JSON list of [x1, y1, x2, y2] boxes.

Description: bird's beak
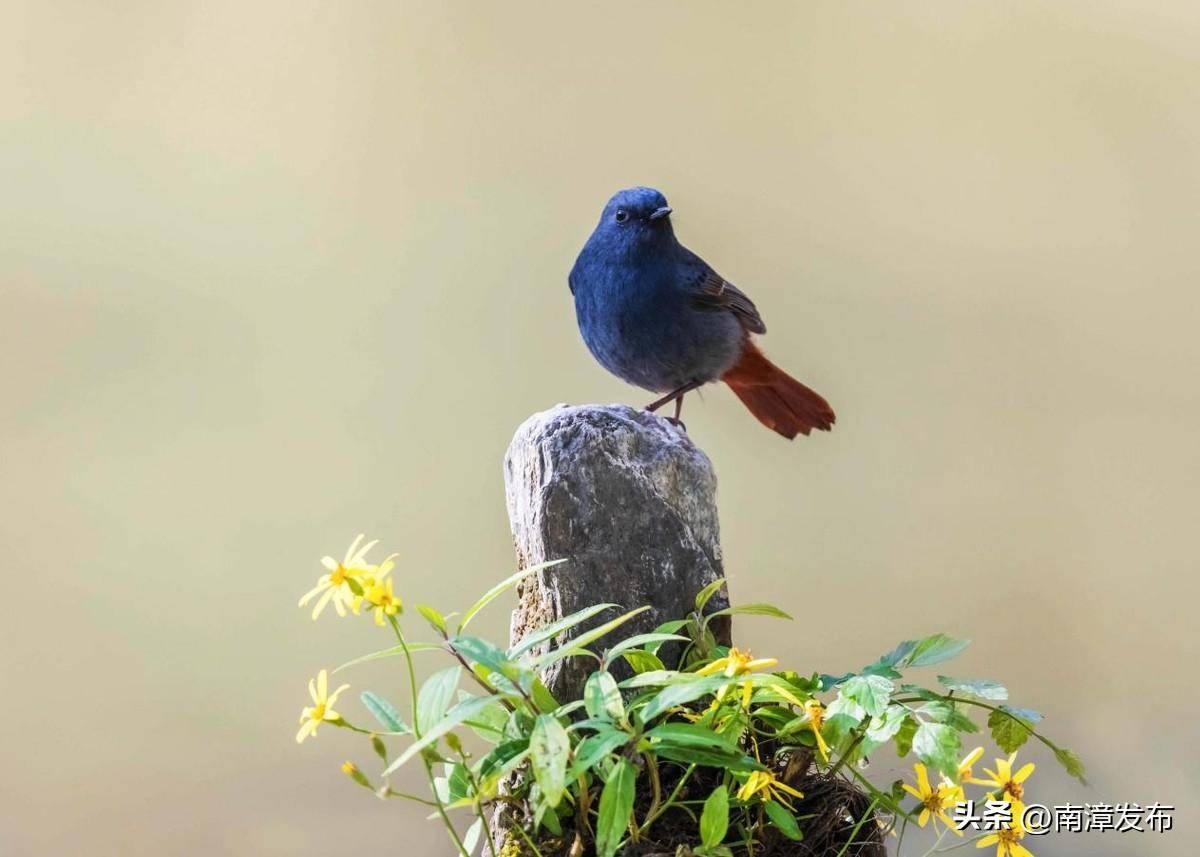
[[649, 206, 672, 221]]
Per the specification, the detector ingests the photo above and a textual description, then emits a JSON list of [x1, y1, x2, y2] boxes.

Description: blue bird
[[569, 187, 835, 439]]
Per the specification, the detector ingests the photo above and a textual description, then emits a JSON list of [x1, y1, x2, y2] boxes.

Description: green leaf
[[644, 723, 762, 770], [416, 604, 448, 634], [595, 759, 636, 857], [822, 694, 867, 748], [865, 639, 918, 677], [699, 786, 729, 848], [937, 676, 1008, 700], [645, 722, 737, 752], [863, 705, 908, 746], [464, 697, 508, 742], [694, 577, 728, 612], [529, 714, 571, 808], [330, 641, 442, 675], [646, 620, 691, 653], [360, 691, 408, 734], [533, 606, 652, 670], [706, 603, 793, 621], [416, 666, 461, 735], [603, 633, 689, 667], [919, 701, 979, 733], [1053, 747, 1088, 784], [654, 745, 763, 770], [449, 636, 524, 683], [569, 729, 630, 778], [584, 671, 625, 722], [477, 738, 530, 780], [383, 694, 495, 775], [458, 559, 567, 633], [763, 801, 803, 841], [912, 721, 961, 780], [638, 675, 733, 721], [620, 669, 692, 688], [530, 677, 560, 714], [1000, 705, 1044, 724], [509, 603, 619, 658], [987, 708, 1033, 754], [907, 634, 970, 668], [622, 650, 666, 674], [839, 675, 894, 718], [445, 762, 472, 801], [894, 714, 918, 757]]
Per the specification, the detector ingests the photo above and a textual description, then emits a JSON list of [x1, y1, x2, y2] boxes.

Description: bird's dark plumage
[[569, 187, 834, 439]]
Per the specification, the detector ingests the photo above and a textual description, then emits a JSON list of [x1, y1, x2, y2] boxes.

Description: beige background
[[3, 2, 1198, 855]]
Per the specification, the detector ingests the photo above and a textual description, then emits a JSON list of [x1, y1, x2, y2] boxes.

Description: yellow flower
[[976, 802, 1033, 857], [736, 770, 805, 809], [902, 763, 964, 834], [802, 699, 831, 762], [696, 648, 778, 706], [957, 746, 991, 785], [697, 647, 779, 678], [298, 534, 378, 620], [296, 669, 350, 743], [363, 575, 402, 626], [350, 552, 398, 617], [981, 752, 1035, 802]]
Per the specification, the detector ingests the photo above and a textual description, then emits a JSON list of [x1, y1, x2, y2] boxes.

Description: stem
[[638, 763, 696, 830], [933, 833, 988, 852], [438, 629, 525, 712], [833, 795, 879, 857], [827, 729, 865, 778], [510, 816, 545, 857], [387, 616, 471, 857], [642, 753, 662, 828], [460, 748, 500, 857], [380, 788, 441, 807], [576, 774, 593, 838], [844, 763, 918, 824], [895, 816, 909, 856]]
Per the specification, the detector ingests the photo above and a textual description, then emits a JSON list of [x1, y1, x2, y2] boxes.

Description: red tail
[[722, 340, 835, 439]]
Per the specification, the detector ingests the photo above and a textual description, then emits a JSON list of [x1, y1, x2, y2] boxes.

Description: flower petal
[[344, 534, 365, 563], [312, 587, 335, 620], [1013, 763, 1035, 783], [915, 763, 930, 793]]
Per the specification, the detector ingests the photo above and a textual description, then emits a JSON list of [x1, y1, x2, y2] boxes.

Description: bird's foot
[[662, 415, 687, 432]]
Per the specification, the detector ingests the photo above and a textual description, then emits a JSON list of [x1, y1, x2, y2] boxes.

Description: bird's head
[[594, 187, 675, 245]]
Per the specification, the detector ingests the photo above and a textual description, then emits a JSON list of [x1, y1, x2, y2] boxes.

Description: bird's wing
[[692, 269, 767, 334]]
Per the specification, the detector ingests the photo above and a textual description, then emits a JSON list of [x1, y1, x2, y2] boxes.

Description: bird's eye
[[614, 209, 629, 223]]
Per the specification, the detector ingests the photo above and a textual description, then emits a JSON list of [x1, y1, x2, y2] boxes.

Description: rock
[[502, 404, 731, 702]]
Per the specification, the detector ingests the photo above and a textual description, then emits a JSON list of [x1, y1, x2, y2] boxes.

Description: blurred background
[[3, 2, 1198, 854]]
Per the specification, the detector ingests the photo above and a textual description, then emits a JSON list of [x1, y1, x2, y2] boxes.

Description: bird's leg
[[644, 380, 702, 412], [644, 381, 701, 430], [668, 394, 687, 431]]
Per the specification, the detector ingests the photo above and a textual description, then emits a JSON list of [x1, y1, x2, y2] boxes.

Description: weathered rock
[[503, 404, 731, 701]]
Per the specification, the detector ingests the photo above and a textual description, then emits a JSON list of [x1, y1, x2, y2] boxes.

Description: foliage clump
[[295, 536, 1083, 856]]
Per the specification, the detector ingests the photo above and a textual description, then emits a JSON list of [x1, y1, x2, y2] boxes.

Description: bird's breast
[[572, 259, 742, 393]]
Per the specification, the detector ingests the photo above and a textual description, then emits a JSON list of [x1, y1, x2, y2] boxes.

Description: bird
[[569, 187, 835, 439]]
